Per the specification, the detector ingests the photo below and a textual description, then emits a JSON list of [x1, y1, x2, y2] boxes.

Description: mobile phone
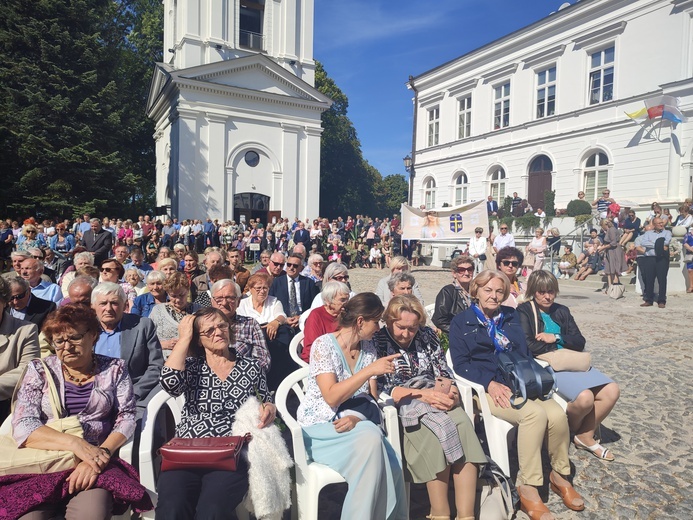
[[434, 377, 451, 394]]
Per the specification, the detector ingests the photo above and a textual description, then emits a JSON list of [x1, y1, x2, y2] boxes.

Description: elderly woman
[[99, 258, 136, 310], [0, 278, 40, 422], [375, 256, 425, 306], [16, 224, 46, 252], [387, 272, 415, 298], [297, 293, 408, 520], [301, 281, 350, 363], [432, 255, 474, 335], [148, 272, 200, 359], [598, 219, 626, 290], [156, 308, 277, 519], [130, 271, 168, 318], [524, 227, 547, 278], [449, 270, 582, 520], [156, 257, 179, 278], [2, 305, 151, 519], [495, 246, 525, 308], [518, 271, 620, 462], [309, 262, 355, 310], [371, 295, 485, 520], [306, 253, 324, 283], [467, 227, 487, 274], [124, 268, 146, 296]]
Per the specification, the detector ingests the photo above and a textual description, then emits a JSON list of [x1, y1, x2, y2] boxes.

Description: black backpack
[[496, 350, 555, 409]]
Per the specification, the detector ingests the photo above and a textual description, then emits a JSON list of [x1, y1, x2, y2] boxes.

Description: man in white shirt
[[19, 257, 63, 304], [492, 224, 515, 253]]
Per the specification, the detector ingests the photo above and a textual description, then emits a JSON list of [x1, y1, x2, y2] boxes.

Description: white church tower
[[147, 0, 331, 223]]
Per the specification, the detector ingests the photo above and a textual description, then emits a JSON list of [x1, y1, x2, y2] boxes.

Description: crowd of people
[[0, 209, 631, 520]]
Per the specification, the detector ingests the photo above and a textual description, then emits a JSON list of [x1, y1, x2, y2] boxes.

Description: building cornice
[[522, 44, 567, 69], [447, 78, 479, 97], [482, 63, 519, 85], [572, 21, 627, 50], [671, 0, 693, 13], [418, 91, 445, 108]]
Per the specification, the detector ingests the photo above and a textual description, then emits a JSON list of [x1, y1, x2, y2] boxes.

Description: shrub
[[514, 213, 541, 234], [566, 199, 593, 217], [544, 190, 556, 218]]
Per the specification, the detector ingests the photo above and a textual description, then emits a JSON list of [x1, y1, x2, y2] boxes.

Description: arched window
[[529, 155, 553, 173], [489, 168, 506, 202], [583, 152, 609, 201], [423, 177, 437, 209], [453, 173, 468, 206]]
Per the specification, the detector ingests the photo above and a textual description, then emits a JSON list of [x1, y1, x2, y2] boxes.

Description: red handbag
[[159, 434, 252, 472]]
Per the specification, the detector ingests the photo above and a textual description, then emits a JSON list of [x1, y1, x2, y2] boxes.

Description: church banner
[[400, 200, 489, 241]]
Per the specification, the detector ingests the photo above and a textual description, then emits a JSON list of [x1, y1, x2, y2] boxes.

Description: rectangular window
[[239, 0, 265, 50], [490, 183, 505, 201], [583, 170, 608, 200], [425, 189, 436, 209], [454, 186, 467, 206], [536, 66, 556, 119], [588, 46, 614, 105], [427, 107, 440, 147], [494, 82, 510, 129], [458, 96, 472, 139]]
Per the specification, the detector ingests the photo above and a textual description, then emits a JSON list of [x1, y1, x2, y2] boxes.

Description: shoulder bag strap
[[10, 359, 64, 419], [530, 301, 539, 335]]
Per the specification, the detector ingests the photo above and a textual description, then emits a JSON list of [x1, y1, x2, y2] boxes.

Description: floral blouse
[[160, 355, 271, 438], [12, 355, 137, 447], [368, 326, 452, 396], [297, 333, 378, 427]]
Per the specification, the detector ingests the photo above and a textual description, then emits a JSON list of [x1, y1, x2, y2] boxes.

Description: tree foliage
[[0, 0, 162, 219], [315, 62, 406, 219]]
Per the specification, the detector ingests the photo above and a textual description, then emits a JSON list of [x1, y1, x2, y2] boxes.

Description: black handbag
[[496, 351, 555, 409]]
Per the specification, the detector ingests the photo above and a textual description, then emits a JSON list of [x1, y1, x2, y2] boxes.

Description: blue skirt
[[554, 367, 614, 402]]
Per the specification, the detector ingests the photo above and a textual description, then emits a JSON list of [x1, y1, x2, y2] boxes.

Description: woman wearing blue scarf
[[449, 270, 583, 520]]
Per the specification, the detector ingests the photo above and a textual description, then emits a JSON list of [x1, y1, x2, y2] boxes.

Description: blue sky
[[313, 1, 571, 177]]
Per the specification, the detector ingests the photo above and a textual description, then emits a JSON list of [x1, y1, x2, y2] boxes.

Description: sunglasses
[[500, 227, 508, 231], [271, 260, 284, 267], [333, 275, 349, 282], [501, 260, 519, 267], [455, 267, 474, 274], [100, 267, 117, 273], [9, 290, 28, 301], [286, 262, 301, 269]]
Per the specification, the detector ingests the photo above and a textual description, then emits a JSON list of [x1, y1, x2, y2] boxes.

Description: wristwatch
[[554, 333, 562, 343]]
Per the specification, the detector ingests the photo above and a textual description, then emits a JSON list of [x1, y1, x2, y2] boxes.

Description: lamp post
[[403, 154, 413, 205]]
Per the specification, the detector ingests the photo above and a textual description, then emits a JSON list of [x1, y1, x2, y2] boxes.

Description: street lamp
[[403, 154, 412, 173]]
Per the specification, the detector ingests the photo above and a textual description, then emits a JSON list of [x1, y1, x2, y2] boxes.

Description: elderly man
[[91, 282, 163, 411], [0, 278, 40, 421], [292, 221, 310, 247], [114, 244, 131, 265], [268, 251, 286, 279], [192, 250, 224, 295], [2, 251, 31, 280], [20, 257, 63, 304], [635, 217, 672, 308], [210, 279, 270, 372], [82, 218, 113, 265], [269, 253, 318, 329], [5, 276, 56, 329], [492, 223, 515, 253], [61, 275, 98, 306], [227, 247, 250, 291], [251, 250, 272, 275]]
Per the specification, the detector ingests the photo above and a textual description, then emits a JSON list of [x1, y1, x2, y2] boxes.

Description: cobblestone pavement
[[339, 265, 693, 520]]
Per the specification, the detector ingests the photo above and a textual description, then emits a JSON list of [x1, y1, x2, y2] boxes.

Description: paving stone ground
[[323, 265, 693, 520]]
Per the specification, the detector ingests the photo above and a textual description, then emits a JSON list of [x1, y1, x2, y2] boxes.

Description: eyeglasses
[[52, 333, 87, 350], [100, 267, 117, 273], [270, 261, 284, 267], [500, 227, 508, 231], [501, 260, 520, 267], [199, 322, 230, 337], [213, 296, 238, 303], [286, 262, 301, 269], [455, 267, 475, 274], [9, 290, 28, 301], [333, 275, 349, 282], [251, 286, 269, 292]]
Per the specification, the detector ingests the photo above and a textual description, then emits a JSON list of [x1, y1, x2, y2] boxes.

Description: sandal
[[519, 487, 554, 520], [549, 472, 585, 512], [574, 435, 615, 461]]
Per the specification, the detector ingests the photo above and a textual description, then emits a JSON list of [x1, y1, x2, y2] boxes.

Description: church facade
[[147, 0, 331, 223], [407, 0, 693, 213]]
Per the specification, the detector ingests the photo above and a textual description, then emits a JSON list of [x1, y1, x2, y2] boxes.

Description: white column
[[281, 123, 301, 219], [206, 113, 227, 221], [667, 123, 682, 199], [176, 109, 203, 220]]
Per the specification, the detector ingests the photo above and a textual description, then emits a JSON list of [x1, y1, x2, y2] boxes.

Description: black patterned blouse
[[160, 355, 271, 438], [368, 326, 452, 396]]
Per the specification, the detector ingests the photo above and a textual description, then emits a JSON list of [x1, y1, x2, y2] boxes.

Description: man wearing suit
[[83, 218, 113, 266], [487, 195, 499, 216], [92, 282, 163, 413], [6, 276, 56, 330], [269, 253, 319, 329], [292, 221, 310, 247]]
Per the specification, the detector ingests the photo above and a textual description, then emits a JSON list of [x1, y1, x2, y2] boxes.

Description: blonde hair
[[389, 256, 410, 272], [383, 294, 427, 327], [470, 270, 511, 302], [157, 257, 178, 271]]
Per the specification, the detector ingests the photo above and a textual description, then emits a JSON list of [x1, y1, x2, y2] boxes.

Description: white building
[[147, 0, 331, 223], [407, 0, 693, 214]]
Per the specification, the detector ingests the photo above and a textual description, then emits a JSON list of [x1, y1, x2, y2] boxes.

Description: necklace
[[62, 358, 95, 386]]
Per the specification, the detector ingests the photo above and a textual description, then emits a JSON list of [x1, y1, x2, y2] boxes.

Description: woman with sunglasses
[[16, 225, 46, 253], [98, 258, 136, 311], [49, 225, 76, 254], [467, 227, 487, 274], [432, 255, 474, 335], [495, 246, 526, 308]]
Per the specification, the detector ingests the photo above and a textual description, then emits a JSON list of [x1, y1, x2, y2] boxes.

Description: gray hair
[[124, 268, 143, 282], [173, 243, 186, 252], [91, 282, 126, 304], [387, 272, 415, 292], [323, 262, 348, 282], [211, 278, 241, 298], [73, 251, 95, 266], [11, 251, 30, 260], [308, 253, 324, 268], [146, 270, 166, 284], [321, 280, 350, 305], [7, 275, 29, 291], [90, 217, 101, 224], [69, 275, 98, 290]]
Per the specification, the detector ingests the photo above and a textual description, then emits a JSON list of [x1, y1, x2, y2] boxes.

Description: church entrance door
[[234, 193, 270, 225], [527, 155, 553, 212]]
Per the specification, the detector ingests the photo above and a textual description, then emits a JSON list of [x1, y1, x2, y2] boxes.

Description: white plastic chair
[[445, 350, 515, 476], [424, 303, 435, 320], [275, 367, 406, 520], [289, 330, 308, 368], [535, 359, 568, 412]]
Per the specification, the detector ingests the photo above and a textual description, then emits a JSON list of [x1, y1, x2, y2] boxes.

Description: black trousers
[[155, 465, 249, 520], [638, 256, 669, 303]]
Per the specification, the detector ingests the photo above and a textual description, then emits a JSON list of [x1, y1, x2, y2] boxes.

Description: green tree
[[0, 0, 161, 218], [378, 174, 408, 216]]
